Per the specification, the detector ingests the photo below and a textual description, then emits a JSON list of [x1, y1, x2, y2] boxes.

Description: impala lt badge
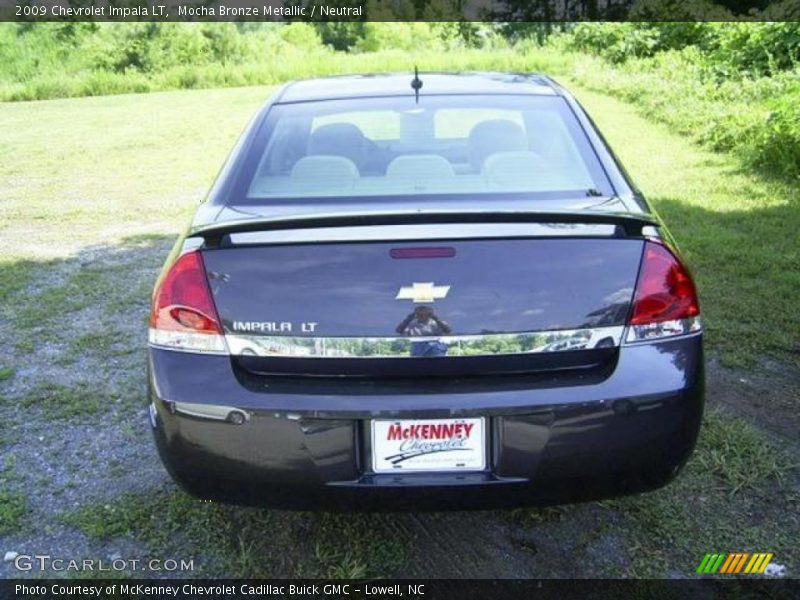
[[395, 282, 451, 303]]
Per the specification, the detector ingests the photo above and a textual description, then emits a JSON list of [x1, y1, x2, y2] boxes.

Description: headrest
[[290, 156, 359, 189], [482, 151, 547, 186], [307, 123, 367, 166], [468, 119, 528, 171]]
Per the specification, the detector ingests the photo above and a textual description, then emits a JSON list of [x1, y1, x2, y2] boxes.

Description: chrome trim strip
[[148, 328, 229, 355], [225, 326, 624, 358], [228, 223, 618, 245], [147, 342, 229, 356], [173, 401, 251, 423], [624, 316, 702, 344]]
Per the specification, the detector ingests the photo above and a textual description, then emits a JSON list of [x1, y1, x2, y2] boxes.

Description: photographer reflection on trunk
[[396, 306, 452, 357]]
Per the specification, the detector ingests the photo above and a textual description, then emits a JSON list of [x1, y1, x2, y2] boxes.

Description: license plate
[[371, 417, 486, 473]]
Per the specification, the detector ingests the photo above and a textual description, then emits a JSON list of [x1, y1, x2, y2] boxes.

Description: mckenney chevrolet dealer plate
[[371, 418, 486, 473]]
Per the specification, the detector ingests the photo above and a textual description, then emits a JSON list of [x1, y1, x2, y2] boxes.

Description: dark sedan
[[148, 72, 703, 510]]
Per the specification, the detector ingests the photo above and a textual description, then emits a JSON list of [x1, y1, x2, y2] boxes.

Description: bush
[[558, 19, 800, 177], [567, 20, 800, 75], [747, 90, 800, 176], [279, 23, 323, 50], [315, 23, 366, 51], [355, 23, 445, 53], [628, 0, 733, 22], [567, 23, 660, 63], [711, 22, 800, 76], [566, 21, 716, 63], [201, 23, 248, 63], [569, 48, 800, 178]]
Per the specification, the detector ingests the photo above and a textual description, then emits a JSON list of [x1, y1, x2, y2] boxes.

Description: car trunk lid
[[194, 213, 651, 377]]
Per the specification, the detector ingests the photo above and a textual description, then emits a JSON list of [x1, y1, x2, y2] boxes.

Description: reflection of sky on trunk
[[206, 238, 644, 336]]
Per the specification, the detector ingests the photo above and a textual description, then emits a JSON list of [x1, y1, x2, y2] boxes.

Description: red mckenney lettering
[[387, 422, 474, 441]]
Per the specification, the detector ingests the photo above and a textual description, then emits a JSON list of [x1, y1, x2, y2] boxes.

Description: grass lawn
[[0, 85, 273, 259], [0, 83, 797, 578]]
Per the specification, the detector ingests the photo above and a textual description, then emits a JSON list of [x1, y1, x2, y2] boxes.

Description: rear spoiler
[[191, 210, 659, 247]]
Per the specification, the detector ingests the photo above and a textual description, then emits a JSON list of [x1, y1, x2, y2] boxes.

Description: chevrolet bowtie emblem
[[395, 282, 451, 303]]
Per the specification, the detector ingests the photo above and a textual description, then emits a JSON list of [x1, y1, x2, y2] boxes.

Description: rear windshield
[[237, 95, 612, 202]]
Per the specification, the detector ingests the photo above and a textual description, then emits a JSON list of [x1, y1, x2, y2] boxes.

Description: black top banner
[[2, 0, 800, 22]]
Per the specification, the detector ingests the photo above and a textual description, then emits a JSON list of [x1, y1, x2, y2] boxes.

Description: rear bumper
[[148, 334, 704, 510]]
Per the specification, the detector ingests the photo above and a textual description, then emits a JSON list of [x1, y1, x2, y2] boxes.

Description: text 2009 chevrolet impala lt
[[148, 73, 703, 510]]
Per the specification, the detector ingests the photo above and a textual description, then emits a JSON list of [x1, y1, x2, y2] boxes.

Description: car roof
[[276, 72, 559, 104]]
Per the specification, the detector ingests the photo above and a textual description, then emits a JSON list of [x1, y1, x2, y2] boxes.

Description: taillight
[[148, 250, 227, 354], [625, 240, 701, 343]]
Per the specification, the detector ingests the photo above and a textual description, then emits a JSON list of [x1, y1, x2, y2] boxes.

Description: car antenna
[[411, 66, 423, 104]]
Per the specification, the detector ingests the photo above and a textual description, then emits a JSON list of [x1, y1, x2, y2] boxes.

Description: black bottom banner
[[1, 579, 797, 600]]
